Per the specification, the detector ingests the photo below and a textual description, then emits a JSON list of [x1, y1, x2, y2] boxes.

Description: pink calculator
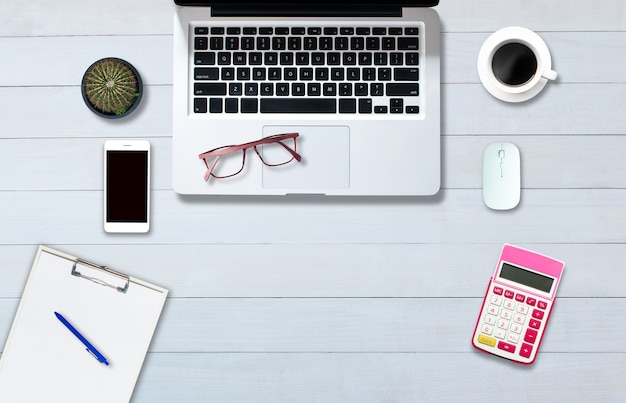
[[472, 244, 565, 364]]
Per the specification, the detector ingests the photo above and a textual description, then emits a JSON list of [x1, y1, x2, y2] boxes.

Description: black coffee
[[491, 42, 538, 86]]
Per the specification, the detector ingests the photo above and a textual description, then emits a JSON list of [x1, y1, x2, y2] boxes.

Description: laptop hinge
[[210, 5, 403, 18]]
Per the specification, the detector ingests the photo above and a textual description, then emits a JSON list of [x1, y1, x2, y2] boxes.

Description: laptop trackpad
[[262, 125, 350, 191]]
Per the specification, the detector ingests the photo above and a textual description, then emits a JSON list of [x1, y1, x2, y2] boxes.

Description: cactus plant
[[82, 58, 142, 118]]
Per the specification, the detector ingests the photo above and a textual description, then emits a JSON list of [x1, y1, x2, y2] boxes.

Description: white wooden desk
[[1, 0, 625, 401]]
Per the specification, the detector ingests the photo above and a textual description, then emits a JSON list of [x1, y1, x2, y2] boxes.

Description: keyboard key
[[195, 52, 215, 65], [194, 83, 227, 96], [194, 68, 219, 80], [374, 105, 387, 113], [386, 83, 419, 96], [406, 105, 420, 114], [260, 83, 274, 96], [339, 98, 357, 113], [398, 37, 419, 50], [241, 98, 258, 113], [228, 83, 242, 96], [359, 98, 372, 113], [225, 98, 238, 113], [209, 98, 222, 113], [260, 98, 336, 113], [394, 68, 419, 81], [194, 37, 208, 50], [194, 98, 207, 113]]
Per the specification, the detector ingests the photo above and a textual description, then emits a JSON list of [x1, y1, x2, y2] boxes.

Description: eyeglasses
[[198, 132, 302, 181]]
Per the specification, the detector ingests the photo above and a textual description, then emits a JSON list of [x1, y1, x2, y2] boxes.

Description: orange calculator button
[[478, 334, 497, 347]]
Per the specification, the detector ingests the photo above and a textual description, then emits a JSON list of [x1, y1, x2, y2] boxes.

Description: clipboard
[[0, 246, 168, 402]]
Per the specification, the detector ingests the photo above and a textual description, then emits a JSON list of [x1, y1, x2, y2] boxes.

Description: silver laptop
[[172, 0, 441, 195]]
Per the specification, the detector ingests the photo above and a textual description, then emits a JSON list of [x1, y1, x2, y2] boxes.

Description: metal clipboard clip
[[71, 258, 130, 293]]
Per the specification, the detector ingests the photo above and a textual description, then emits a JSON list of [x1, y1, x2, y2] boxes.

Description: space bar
[[260, 98, 336, 113]]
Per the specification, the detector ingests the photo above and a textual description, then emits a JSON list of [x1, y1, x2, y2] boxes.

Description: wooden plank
[[0, 298, 624, 353], [437, 0, 626, 33], [0, 86, 172, 138], [0, 36, 172, 87], [443, 32, 626, 84], [0, 0, 175, 37], [133, 353, 626, 402], [2, 135, 625, 191], [2, 0, 625, 37], [0, 243, 623, 299], [0, 189, 624, 245], [1, 84, 624, 138], [2, 32, 625, 87], [443, 83, 626, 135]]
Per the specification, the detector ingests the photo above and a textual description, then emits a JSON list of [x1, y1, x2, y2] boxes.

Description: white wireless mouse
[[483, 142, 521, 210]]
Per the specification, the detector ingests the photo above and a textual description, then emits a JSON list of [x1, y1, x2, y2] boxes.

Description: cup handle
[[543, 69, 558, 81]]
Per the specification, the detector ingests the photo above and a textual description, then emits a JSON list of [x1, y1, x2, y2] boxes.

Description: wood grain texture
[[1, 0, 625, 401]]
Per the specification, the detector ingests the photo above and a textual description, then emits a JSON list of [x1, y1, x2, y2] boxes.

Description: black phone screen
[[106, 150, 149, 223]]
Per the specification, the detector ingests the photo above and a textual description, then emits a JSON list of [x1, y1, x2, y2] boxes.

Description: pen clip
[[85, 347, 109, 366], [71, 259, 129, 293]]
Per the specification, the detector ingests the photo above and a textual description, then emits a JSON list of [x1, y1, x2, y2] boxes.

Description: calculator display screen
[[499, 263, 554, 293]]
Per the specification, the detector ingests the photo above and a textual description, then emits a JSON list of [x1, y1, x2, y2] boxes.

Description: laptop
[[172, 1, 441, 196]]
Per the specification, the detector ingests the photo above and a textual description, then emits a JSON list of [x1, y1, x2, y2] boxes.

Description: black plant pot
[[81, 57, 143, 119]]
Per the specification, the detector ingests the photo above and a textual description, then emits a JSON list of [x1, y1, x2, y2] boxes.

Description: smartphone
[[472, 244, 564, 364], [104, 140, 150, 233]]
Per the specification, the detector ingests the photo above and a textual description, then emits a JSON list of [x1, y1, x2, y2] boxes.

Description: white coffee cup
[[478, 27, 557, 102]]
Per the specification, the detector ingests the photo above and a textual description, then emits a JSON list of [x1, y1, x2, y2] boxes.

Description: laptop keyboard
[[191, 25, 421, 115]]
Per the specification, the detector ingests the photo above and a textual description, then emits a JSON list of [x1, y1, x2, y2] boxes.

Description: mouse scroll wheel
[[498, 149, 505, 158]]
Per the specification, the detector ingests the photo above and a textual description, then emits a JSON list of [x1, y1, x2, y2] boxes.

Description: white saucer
[[477, 27, 555, 103]]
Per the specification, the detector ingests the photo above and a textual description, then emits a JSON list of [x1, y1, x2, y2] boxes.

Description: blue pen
[[54, 311, 110, 366]]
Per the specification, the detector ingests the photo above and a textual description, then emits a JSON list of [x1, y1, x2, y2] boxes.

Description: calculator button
[[513, 314, 526, 324], [486, 305, 500, 316], [497, 320, 510, 330], [478, 334, 497, 347], [510, 323, 523, 334], [526, 297, 537, 306], [503, 300, 516, 311], [497, 341, 516, 354], [520, 343, 533, 358], [504, 290, 515, 299], [537, 301, 548, 310], [507, 333, 520, 344], [501, 310, 512, 320], [494, 328, 507, 339], [515, 294, 525, 303], [484, 314, 497, 326], [493, 286, 503, 295], [529, 319, 542, 329], [516, 305, 529, 315], [481, 324, 494, 335], [524, 328, 538, 344], [490, 295, 503, 306], [532, 309, 545, 320]]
